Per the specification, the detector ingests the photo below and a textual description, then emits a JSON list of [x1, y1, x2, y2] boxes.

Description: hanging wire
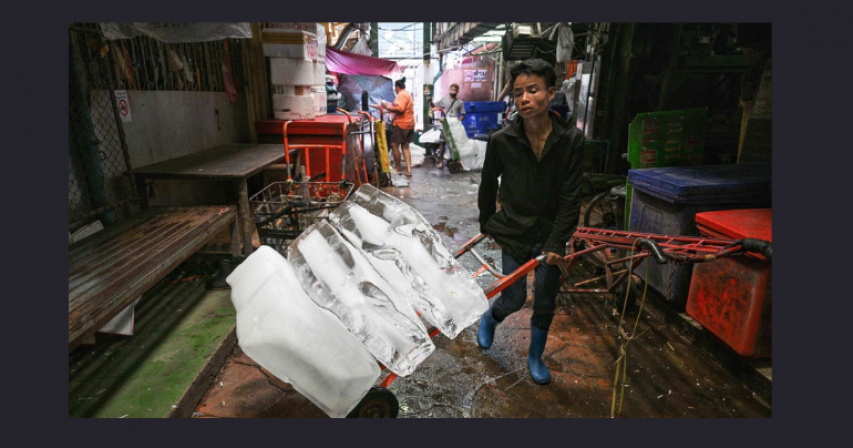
[[377, 22, 424, 59], [378, 23, 423, 32], [610, 239, 653, 418]]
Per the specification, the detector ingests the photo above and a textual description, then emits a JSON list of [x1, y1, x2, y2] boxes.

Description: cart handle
[[737, 238, 772, 260], [483, 254, 546, 299], [370, 104, 386, 115], [637, 239, 668, 264], [336, 108, 353, 123], [357, 110, 374, 126]]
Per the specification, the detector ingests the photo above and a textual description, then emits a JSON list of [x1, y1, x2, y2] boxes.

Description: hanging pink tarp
[[325, 47, 402, 76]]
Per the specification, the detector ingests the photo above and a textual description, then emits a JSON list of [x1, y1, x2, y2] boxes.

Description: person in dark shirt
[[476, 59, 584, 385]]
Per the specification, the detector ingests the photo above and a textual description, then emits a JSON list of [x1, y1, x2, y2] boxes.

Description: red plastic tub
[[686, 208, 772, 358]]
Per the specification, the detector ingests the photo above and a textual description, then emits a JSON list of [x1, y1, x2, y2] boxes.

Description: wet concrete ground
[[193, 161, 772, 418]]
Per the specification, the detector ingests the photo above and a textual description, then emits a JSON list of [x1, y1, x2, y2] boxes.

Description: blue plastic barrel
[[461, 102, 506, 138], [627, 163, 772, 304]]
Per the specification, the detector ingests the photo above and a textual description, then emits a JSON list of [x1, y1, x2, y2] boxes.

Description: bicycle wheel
[[583, 191, 617, 228]]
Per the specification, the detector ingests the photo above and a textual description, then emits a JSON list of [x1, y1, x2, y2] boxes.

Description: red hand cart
[[347, 226, 771, 417]]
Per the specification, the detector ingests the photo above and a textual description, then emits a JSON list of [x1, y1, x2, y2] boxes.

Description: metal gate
[[68, 24, 136, 227]]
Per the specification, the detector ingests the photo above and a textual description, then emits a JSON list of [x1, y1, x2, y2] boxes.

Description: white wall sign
[[115, 90, 132, 122], [464, 70, 487, 82], [471, 83, 482, 88]]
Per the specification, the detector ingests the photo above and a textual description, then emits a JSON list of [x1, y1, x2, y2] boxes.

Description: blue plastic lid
[[464, 101, 506, 113], [628, 163, 772, 205]]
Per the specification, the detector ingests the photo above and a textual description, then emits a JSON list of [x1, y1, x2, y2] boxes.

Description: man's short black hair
[[510, 59, 556, 89], [395, 78, 406, 89]]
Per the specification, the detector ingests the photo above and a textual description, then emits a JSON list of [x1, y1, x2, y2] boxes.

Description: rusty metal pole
[[236, 178, 254, 256]]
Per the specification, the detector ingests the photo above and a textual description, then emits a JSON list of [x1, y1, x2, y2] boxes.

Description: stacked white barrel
[[313, 23, 328, 117], [263, 23, 328, 120]]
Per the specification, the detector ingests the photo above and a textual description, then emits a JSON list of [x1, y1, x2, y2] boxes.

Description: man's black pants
[[491, 244, 562, 331]]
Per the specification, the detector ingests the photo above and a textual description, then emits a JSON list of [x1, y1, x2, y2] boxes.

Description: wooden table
[[133, 144, 285, 256], [69, 206, 237, 351]]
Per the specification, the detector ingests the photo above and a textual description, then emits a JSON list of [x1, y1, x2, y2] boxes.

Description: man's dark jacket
[[478, 112, 584, 261]]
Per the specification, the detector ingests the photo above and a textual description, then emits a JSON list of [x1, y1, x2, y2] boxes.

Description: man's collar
[[505, 111, 571, 138]]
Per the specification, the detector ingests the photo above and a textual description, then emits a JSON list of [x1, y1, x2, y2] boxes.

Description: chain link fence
[[69, 24, 137, 227], [69, 23, 248, 228]]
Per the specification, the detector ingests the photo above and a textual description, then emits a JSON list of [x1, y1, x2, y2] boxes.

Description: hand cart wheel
[[447, 159, 463, 174], [346, 387, 399, 418]]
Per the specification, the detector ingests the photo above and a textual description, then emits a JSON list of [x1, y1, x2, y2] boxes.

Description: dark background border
[[9, 0, 837, 444]]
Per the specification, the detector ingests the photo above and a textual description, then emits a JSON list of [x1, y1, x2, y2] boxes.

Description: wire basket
[[250, 180, 354, 253]]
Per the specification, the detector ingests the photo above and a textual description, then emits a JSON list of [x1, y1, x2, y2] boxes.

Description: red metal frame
[[376, 227, 759, 389], [341, 109, 371, 185], [357, 110, 380, 186], [282, 120, 347, 183], [277, 114, 365, 189], [255, 114, 362, 135], [333, 108, 371, 186]]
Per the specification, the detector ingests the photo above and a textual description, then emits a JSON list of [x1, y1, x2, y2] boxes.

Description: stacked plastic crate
[[263, 23, 324, 120]]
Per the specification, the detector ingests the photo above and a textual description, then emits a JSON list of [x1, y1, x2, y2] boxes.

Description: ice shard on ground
[[329, 184, 489, 339], [227, 246, 380, 418], [288, 220, 435, 377]]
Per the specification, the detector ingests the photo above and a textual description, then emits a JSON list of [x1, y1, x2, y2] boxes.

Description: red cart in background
[[254, 113, 373, 188]]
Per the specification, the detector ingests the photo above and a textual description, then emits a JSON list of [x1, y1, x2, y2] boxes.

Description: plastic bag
[[556, 24, 574, 63]]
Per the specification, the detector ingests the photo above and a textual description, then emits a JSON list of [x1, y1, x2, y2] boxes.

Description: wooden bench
[[69, 206, 237, 352]]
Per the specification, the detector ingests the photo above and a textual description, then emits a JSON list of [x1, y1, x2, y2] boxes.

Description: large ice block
[[227, 246, 380, 418], [330, 184, 489, 339], [228, 245, 292, 308], [288, 221, 434, 377]]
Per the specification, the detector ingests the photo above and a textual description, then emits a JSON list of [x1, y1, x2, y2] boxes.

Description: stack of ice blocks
[[227, 184, 488, 417]]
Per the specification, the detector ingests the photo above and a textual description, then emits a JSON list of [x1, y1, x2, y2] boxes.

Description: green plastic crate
[[625, 108, 707, 229]]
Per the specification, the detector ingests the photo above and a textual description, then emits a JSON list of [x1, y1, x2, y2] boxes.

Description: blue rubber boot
[[477, 304, 499, 349], [528, 325, 551, 385]]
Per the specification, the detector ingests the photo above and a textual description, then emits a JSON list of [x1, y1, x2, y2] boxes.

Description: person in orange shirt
[[380, 78, 416, 176]]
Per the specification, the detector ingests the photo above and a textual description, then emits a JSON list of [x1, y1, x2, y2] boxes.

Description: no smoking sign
[[115, 90, 132, 122]]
